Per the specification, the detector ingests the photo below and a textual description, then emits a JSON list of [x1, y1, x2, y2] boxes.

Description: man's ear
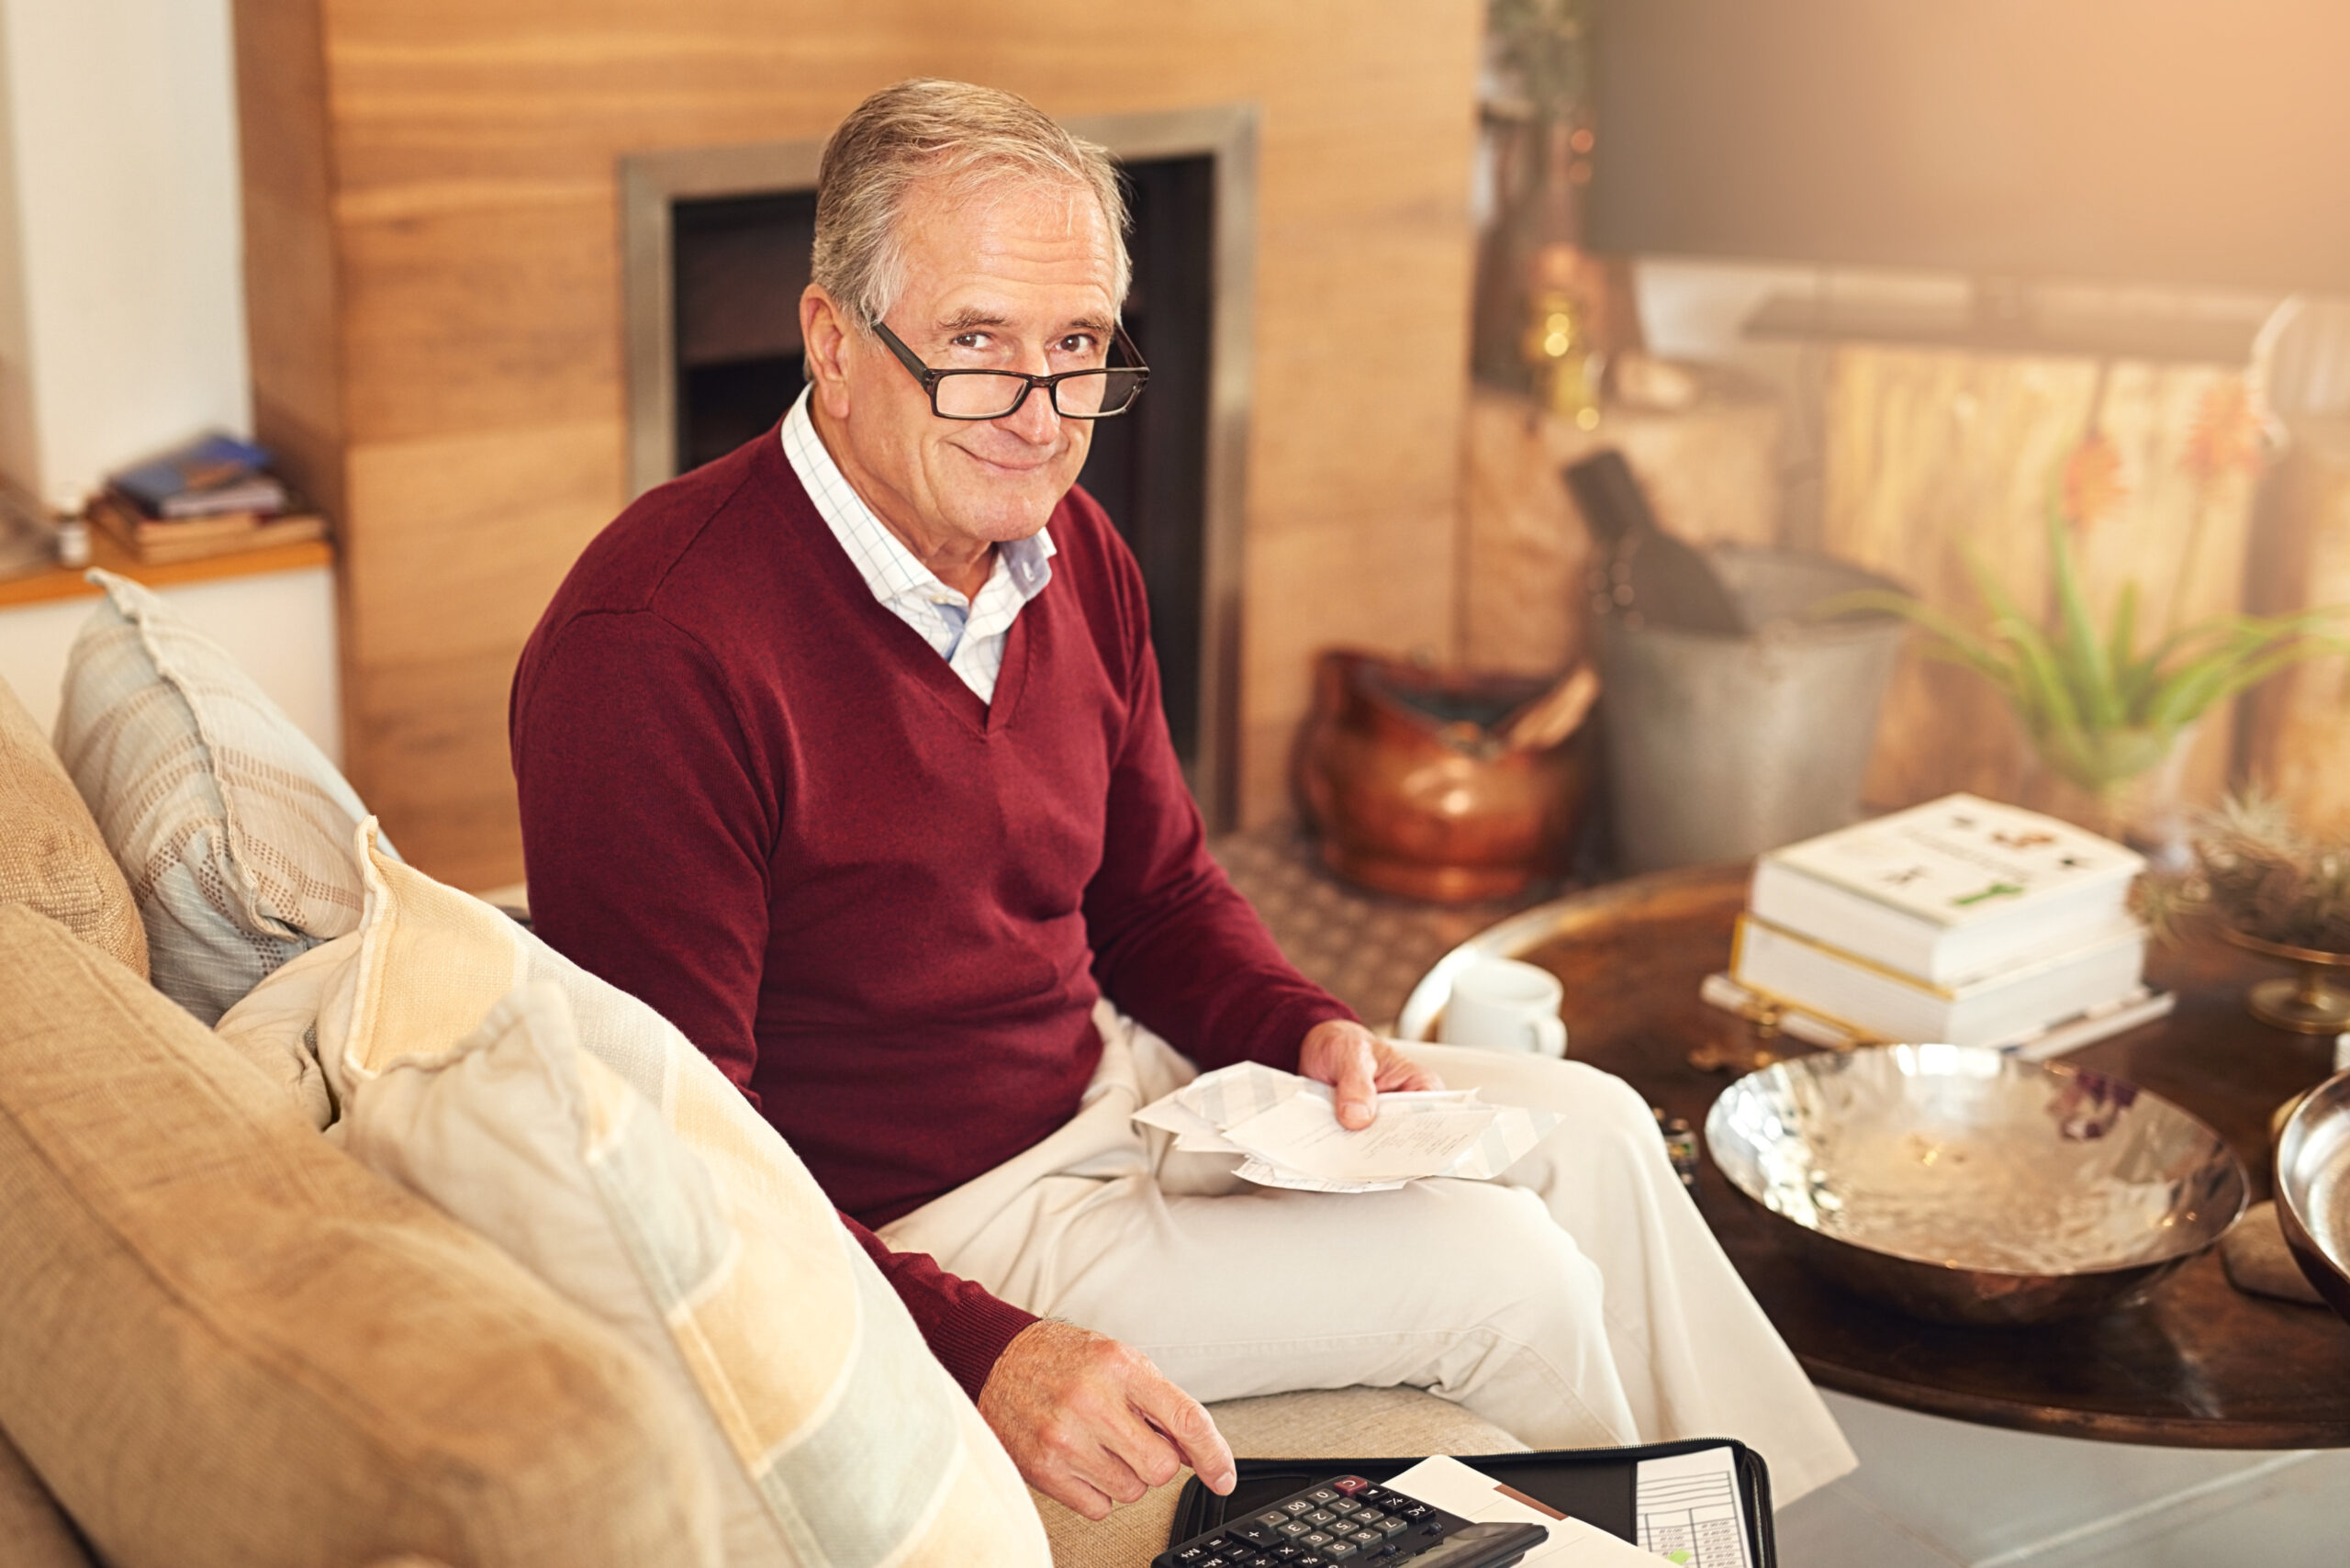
[[800, 285, 856, 420]]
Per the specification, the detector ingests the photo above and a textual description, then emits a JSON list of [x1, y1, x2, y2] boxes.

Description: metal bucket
[[1597, 543, 1908, 872]]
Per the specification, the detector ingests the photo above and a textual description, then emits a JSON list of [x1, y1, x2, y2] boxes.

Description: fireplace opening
[[624, 106, 1255, 824], [673, 190, 815, 471], [1070, 155, 1214, 784]]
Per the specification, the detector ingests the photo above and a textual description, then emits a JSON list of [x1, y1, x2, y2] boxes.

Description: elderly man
[[512, 78, 1853, 1521]]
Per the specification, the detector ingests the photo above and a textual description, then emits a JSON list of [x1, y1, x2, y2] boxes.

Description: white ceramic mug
[[1438, 958, 1568, 1057]]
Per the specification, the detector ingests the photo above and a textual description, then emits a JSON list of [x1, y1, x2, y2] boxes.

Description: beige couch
[[0, 665, 1519, 1567]]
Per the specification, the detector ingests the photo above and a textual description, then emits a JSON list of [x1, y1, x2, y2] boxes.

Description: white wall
[[0, 0, 251, 510], [0, 566, 342, 763], [0, 1, 335, 764]]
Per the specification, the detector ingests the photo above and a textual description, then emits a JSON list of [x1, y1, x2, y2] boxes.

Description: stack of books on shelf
[[1703, 792, 2173, 1059], [86, 433, 325, 566]]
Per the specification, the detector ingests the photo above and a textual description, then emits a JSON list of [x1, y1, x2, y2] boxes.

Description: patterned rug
[[1209, 825, 1567, 1033]]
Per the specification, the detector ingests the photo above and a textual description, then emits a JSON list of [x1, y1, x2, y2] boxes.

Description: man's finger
[[1081, 1399, 1185, 1500], [1372, 1047, 1443, 1094], [1334, 1039, 1379, 1129], [1045, 1471, 1117, 1523], [1116, 1420, 1187, 1491], [1129, 1366, 1237, 1494], [1070, 1437, 1158, 1509]]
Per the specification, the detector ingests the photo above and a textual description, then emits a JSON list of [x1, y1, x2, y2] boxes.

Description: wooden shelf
[[1746, 292, 2261, 366], [0, 529, 335, 610]]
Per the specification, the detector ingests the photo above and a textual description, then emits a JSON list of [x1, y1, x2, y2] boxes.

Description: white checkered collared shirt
[[780, 387, 1055, 704]]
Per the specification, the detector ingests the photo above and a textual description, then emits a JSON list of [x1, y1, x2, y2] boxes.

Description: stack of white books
[[1703, 793, 2175, 1059]]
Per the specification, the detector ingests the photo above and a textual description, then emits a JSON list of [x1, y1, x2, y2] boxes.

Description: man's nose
[[995, 377, 1063, 445]]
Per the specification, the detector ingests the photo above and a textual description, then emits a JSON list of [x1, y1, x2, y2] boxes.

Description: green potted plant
[[1834, 417, 2346, 834]]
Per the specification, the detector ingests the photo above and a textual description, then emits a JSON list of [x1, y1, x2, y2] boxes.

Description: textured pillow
[[0, 902, 721, 1568], [51, 569, 389, 1024], [0, 672, 147, 976], [303, 819, 1048, 1568], [0, 1419, 96, 1568], [347, 980, 1052, 1568], [213, 933, 352, 1130]]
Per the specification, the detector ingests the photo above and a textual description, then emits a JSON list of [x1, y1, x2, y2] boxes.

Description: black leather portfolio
[[1163, 1437, 1775, 1568]]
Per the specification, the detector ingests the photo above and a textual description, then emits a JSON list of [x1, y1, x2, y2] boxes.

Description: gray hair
[[811, 79, 1131, 331]]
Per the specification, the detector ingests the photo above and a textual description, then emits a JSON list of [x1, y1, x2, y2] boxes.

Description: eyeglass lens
[[934, 369, 1147, 420]]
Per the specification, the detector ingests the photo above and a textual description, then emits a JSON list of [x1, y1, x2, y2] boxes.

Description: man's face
[[804, 173, 1120, 561]]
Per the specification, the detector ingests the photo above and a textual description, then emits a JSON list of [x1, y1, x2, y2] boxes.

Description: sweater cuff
[[1248, 994, 1361, 1074], [924, 1290, 1043, 1404]]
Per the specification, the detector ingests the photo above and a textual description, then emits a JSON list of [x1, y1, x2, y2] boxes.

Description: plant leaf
[[2107, 580, 2139, 686], [1813, 588, 2020, 688], [2045, 500, 2122, 730], [1997, 612, 2086, 740]]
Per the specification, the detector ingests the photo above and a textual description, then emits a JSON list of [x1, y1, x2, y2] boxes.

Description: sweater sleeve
[[844, 1217, 1039, 1401], [513, 610, 773, 1083], [512, 607, 1036, 1394], [1080, 530, 1358, 1072]]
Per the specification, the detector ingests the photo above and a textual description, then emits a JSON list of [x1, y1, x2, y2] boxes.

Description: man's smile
[[953, 442, 1061, 476]]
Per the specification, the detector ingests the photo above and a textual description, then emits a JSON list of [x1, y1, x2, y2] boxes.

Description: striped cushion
[[316, 821, 1047, 1568], [51, 570, 386, 1023]]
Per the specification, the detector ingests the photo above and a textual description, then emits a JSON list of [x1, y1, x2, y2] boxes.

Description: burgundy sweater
[[509, 425, 1354, 1397]]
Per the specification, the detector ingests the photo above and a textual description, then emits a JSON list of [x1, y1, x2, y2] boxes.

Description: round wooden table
[[1397, 863, 2350, 1448]]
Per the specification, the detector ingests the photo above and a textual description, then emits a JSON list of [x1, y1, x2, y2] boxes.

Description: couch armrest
[[0, 1420, 95, 1568]]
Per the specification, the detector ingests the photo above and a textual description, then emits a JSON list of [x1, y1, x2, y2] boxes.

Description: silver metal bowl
[[1706, 1045, 2248, 1326], [2277, 1068, 2350, 1327]]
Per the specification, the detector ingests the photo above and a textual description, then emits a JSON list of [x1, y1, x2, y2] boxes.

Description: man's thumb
[[1336, 1047, 1377, 1128]]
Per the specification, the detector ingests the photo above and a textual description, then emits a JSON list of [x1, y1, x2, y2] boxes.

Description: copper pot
[[1294, 649, 1595, 902]]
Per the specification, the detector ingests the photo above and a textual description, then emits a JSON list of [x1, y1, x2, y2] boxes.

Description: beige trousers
[[879, 1005, 1858, 1506]]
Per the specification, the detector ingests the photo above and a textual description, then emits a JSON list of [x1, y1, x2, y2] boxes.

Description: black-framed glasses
[[870, 319, 1149, 420]]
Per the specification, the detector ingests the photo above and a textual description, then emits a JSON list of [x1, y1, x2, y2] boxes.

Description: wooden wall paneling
[[241, 0, 1485, 884], [2244, 417, 2350, 830], [341, 420, 625, 666], [232, 0, 345, 520], [335, 416, 624, 887], [1819, 343, 2258, 824], [333, 196, 621, 442]]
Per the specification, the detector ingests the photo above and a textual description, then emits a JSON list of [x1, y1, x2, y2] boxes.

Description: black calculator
[[1151, 1473, 1547, 1568]]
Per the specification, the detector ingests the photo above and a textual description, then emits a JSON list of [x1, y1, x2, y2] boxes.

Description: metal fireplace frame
[[618, 103, 1260, 829]]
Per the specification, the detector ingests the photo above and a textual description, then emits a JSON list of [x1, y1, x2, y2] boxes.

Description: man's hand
[[1297, 1019, 1444, 1129], [977, 1320, 1237, 1520]]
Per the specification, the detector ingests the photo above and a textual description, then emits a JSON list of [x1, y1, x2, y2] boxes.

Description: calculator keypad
[[1160, 1474, 1484, 1568]]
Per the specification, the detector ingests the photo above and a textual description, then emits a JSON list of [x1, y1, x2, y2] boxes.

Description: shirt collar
[[780, 386, 1055, 610]]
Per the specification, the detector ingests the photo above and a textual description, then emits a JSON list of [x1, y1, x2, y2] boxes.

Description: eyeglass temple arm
[[868, 319, 944, 386]]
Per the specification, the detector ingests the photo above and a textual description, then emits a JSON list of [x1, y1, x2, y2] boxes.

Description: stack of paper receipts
[[1133, 1060, 1559, 1193]]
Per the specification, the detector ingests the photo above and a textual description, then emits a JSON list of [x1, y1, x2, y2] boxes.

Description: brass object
[[1521, 286, 1600, 429], [1294, 649, 1594, 903], [2277, 1069, 2350, 1327], [1705, 1045, 2248, 1327], [1685, 1036, 1774, 1076], [1685, 993, 1780, 1076], [2219, 926, 2350, 1033]]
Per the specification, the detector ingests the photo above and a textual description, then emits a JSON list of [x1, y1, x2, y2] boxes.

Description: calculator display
[[1396, 1521, 1549, 1568]]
